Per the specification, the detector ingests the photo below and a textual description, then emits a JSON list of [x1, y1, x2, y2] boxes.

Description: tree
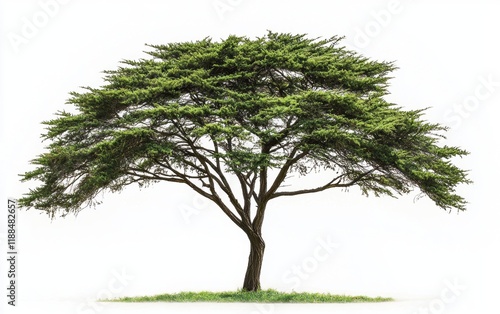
[[19, 32, 471, 292]]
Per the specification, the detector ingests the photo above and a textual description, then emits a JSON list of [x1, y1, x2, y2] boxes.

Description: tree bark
[[242, 233, 265, 292]]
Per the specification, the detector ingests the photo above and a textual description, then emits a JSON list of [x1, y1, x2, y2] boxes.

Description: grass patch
[[107, 289, 393, 303]]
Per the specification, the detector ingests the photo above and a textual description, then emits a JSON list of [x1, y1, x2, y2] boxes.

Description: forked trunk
[[242, 234, 265, 292]]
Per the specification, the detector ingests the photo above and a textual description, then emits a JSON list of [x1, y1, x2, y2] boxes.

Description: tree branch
[[173, 124, 252, 228], [264, 147, 309, 201], [269, 168, 377, 199]]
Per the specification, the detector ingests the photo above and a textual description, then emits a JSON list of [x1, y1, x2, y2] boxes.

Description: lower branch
[[269, 168, 377, 199]]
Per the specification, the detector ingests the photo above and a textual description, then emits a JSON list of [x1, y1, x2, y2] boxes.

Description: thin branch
[[264, 148, 309, 201], [125, 170, 184, 183], [270, 168, 378, 199]]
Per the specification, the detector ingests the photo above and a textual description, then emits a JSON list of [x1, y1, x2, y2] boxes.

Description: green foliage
[[20, 31, 470, 218], [108, 289, 393, 303]]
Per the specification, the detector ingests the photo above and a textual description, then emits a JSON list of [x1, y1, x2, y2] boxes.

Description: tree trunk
[[242, 234, 265, 292]]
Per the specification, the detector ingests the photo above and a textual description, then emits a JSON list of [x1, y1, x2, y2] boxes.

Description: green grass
[[106, 289, 393, 303]]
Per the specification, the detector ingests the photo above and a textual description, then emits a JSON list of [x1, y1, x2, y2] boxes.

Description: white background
[[1, 0, 499, 313]]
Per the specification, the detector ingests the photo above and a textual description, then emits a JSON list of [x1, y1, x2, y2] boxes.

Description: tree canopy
[[20, 32, 470, 217]]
